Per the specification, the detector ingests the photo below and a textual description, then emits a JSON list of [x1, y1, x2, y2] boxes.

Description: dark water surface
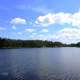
[[0, 48, 80, 80]]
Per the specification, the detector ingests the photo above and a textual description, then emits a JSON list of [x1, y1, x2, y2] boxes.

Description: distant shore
[[0, 37, 80, 48]]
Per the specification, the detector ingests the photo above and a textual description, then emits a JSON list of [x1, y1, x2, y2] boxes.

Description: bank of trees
[[0, 37, 66, 48], [0, 37, 80, 48]]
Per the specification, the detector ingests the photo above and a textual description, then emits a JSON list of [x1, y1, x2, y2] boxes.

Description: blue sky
[[0, 0, 80, 43]]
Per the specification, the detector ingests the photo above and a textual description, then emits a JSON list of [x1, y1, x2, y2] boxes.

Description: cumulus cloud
[[52, 28, 80, 44], [35, 10, 80, 27], [10, 17, 27, 29], [35, 12, 71, 27], [25, 28, 35, 33], [30, 28, 80, 44], [10, 17, 26, 25]]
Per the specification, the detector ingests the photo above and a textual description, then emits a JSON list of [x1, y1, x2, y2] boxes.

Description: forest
[[0, 37, 80, 48]]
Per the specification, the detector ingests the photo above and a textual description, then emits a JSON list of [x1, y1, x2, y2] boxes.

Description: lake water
[[0, 48, 80, 80]]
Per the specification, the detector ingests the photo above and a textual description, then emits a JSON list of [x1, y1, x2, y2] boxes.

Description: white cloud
[[35, 13, 71, 27], [71, 11, 80, 27], [40, 29, 48, 32], [52, 28, 80, 44], [10, 17, 27, 29], [30, 28, 80, 44], [10, 17, 26, 25], [35, 10, 80, 27], [0, 27, 6, 31], [25, 28, 35, 33]]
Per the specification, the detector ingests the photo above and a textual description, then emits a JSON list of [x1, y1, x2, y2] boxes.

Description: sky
[[0, 0, 80, 43]]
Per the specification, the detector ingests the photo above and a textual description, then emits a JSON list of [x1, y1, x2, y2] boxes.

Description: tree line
[[0, 37, 80, 48]]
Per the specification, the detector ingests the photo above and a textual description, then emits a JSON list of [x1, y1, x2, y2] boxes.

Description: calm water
[[0, 48, 80, 80]]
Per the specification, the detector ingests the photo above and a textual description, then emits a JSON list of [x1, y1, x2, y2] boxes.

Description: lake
[[0, 48, 80, 80]]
